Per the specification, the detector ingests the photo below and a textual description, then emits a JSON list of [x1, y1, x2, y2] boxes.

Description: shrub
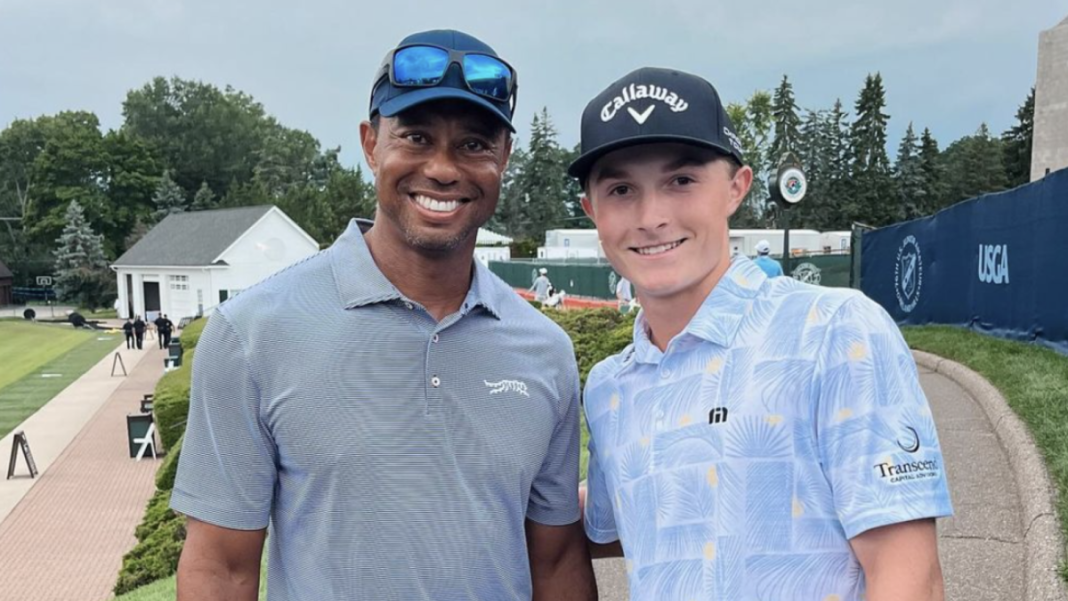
[[176, 317, 207, 350], [113, 490, 187, 596], [544, 308, 636, 386], [153, 355, 192, 451], [155, 434, 183, 491]]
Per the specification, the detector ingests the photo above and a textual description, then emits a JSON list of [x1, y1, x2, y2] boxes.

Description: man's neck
[[638, 258, 733, 352], [363, 228, 475, 322]]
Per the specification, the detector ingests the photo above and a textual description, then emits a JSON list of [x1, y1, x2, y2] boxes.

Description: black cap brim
[[379, 87, 516, 133], [567, 134, 740, 181]]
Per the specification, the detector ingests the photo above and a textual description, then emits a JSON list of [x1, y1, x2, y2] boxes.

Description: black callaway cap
[[568, 67, 745, 181]]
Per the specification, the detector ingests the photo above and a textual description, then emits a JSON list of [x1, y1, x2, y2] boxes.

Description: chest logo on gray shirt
[[485, 379, 530, 397]]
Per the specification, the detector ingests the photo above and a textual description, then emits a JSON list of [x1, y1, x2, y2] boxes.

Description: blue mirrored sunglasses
[[374, 44, 518, 111]]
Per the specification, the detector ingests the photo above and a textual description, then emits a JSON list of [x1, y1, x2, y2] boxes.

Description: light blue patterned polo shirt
[[171, 220, 582, 601], [583, 257, 953, 601]]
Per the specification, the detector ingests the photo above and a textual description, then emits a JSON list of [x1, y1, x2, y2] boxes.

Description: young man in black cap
[[575, 67, 952, 601], [172, 30, 595, 601]]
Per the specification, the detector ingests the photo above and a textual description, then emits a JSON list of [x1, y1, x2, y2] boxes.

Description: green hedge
[[115, 318, 206, 594], [113, 490, 187, 596], [155, 435, 183, 491], [543, 308, 636, 387], [176, 317, 208, 351], [153, 351, 193, 452]]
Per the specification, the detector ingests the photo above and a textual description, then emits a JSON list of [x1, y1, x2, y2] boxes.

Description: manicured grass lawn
[[0, 321, 98, 390], [902, 325, 1068, 579], [0, 321, 121, 438]]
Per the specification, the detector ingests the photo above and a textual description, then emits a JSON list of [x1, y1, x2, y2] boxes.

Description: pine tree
[[918, 128, 945, 214], [769, 75, 802, 164], [152, 170, 187, 222], [513, 108, 569, 239], [191, 181, 217, 211], [825, 99, 853, 229], [53, 200, 115, 310], [893, 123, 925, 220], [1002, 87, 1035, 188], [849, 74, 894, 226], [727, 92, 773, 228]]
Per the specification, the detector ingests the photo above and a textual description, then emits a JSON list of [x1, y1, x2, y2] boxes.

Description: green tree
[[825, 99, 853, 229], [769, 75, 802, 165], [53, 200, 115, 310], [191, 181, 216, 211], [893, 123, 925, 220], [511, 109, 569, 239], [1002, 87, 1034, 188], [940, 123, 1008, 207], [491, 145, 528, 237], [123, 77, 271, 197], [849, 74, 894, 226], [152, 170, 187, 222], [918, 128, 945, 215], [727, 91, 773, 228]]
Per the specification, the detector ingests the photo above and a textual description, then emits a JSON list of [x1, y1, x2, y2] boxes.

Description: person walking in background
[[132, 315, 145, 350], [122, 318, 134, 349], [160, 314, 174, 348], [753, 239, 785, 277], [153, 314, 167, 349], [530, 267, 553, 302], [615, 276, 633, 313]]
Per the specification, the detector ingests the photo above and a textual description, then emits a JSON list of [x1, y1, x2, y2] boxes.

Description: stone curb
[[913, 350, 1067, 600]]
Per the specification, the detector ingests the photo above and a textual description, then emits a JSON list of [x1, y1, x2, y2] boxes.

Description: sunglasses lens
[[462, 54, 512, 101], [393, 46, 450, 86]]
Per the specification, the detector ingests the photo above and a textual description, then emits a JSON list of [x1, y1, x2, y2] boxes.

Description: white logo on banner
[[895, 235, 923, 313], [978, 244, 1010, 285], [791, 262, 822, 285]]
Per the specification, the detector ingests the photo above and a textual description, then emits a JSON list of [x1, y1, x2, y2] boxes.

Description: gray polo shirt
[[171, 220, 582, 601]]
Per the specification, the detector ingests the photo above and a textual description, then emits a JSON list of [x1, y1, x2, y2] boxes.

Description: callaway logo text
[[601, 83, 688, 122]]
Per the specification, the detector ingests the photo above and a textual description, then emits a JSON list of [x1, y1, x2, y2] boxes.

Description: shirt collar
[[329, 219, 501, 320], [627, 256, 768, 367]]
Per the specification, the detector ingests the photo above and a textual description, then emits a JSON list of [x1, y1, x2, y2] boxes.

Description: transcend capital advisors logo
[[873, 459, 942, 484], [894, 235, 923, 313]]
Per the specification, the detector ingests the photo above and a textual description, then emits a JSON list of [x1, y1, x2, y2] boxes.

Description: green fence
[[491, 254, 854, 300], [490, 260, 621, 300]]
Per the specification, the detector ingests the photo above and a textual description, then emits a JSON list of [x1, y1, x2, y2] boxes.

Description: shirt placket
[[425, 308, 466, 415]]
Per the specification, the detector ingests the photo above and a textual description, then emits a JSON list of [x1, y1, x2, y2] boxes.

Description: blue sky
[[0, 0, 1062, 167]]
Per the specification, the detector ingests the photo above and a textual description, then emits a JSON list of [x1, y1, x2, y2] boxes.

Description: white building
[[538, 229, 605, 259], [728, 229, 823, 257], [475, 228, 513, 265], [111, 205, 319, 322]]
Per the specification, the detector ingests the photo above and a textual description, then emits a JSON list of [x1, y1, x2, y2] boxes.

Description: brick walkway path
[[0, 347, 167, 601]]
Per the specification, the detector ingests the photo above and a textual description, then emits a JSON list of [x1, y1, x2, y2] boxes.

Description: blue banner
[[861, 167, 1068, 354]]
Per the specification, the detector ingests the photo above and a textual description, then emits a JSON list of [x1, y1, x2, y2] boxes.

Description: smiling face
[[582, 142, 752, 305], [360, 100, 511, 255]]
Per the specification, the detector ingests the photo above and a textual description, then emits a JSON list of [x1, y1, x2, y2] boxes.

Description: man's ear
[[580, 193, 596, 222], [727, 164, 754, 217], [359, 120, 380, 176]]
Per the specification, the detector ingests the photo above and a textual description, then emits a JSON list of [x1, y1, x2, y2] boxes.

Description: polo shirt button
[[432, 334, 440, 343], [431, 376, 441, 387], [660, 369, 672, 379], [405, 302, 413, 310]]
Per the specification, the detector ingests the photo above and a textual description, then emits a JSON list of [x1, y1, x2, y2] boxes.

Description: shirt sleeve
[[526, 363, 582, 526], [815, 295, 954, 539], [583, 428, 619, 544], [169, 310, 277, 530]]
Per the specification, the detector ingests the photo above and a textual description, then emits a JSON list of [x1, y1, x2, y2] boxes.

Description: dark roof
[[113, 206, 275, 267], [0, 258, 12, 279]]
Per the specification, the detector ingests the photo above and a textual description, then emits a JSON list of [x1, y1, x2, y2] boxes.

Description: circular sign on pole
[[779, 167, 807, 205]]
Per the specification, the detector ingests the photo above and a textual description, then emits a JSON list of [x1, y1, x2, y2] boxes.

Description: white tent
[[477, 228, 513, 246]]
